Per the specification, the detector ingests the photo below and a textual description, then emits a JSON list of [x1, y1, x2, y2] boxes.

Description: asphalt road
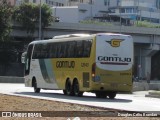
[[0, 83, 160, 114]]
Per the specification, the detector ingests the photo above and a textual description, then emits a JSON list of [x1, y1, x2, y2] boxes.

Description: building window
[[126, 8, 133, 13], [117, 0, 120, 6], [104, 0, 110, 6], [121, 8, 125, 13], [80, 0, 83, 3], [33, 0, 36, 3]]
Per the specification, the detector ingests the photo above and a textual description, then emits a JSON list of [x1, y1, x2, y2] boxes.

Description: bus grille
[[83, 72, 89, 88]]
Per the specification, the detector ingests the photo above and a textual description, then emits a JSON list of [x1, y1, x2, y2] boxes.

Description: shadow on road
[[14, 91, 132, 103]]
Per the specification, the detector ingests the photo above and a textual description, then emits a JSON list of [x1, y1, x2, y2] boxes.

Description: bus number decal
[[81, 63, 89, 67], [56, 61, 75, 68]]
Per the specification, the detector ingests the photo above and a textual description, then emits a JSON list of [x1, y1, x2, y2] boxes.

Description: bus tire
[[32, 78, 41, 93], [73, 80, 83, 97], [95, 92, 101, 98], [108, 92, 117, 99], [63, 90, 67, 95], [65, 80, 73, 96], [95, 92, 107, 98]]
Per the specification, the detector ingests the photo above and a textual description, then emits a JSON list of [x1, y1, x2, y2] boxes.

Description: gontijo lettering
[[56, 61, 75, 68], [98, 56, 131, 62]]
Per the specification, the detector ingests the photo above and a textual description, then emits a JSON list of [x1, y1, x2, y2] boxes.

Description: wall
[[0, 63, 24, 77], [52, 6, 79, 23]]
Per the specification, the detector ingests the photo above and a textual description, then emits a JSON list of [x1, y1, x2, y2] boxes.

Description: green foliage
[[0, 0, 13, 42], [40, 4, 53, 28], [13, 3, 53, 37], [13, 3, 38, 35], [80, 20, 113, 26], [135, 21, 160, 28]]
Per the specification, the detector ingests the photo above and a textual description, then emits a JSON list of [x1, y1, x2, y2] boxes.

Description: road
[[0, 83, 160, 114]]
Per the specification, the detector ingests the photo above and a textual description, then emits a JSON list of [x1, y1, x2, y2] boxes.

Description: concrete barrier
[[0, 76, 24, 83], [132, 81, 149, 91], [132, 80, 160, 91], [149, 81, 160, 90]]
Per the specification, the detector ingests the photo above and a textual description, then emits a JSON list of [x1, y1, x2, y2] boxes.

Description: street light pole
[[39, 0, 42, 40]]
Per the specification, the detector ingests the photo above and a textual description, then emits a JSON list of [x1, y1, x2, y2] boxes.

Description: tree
[[38, 4, 53, 39], [13, 3, 37, 38], [0, 0, 13, 42], [13, 3, 53, 39]]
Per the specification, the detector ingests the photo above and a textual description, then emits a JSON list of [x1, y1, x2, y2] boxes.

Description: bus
[[24, 33, 133, 99]]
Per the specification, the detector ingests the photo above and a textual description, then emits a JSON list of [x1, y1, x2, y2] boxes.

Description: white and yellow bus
[[24, 33, 133, 99]]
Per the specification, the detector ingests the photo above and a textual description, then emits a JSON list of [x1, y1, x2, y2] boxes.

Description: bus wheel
[[73, 80, 83, 97], [95, 92, 107, 98], [108, 92, 117, 99], [33, 79, 40, 93], [63, 90, 67, 95], [65, 80, 73, 96], [95, 92, 101, 98]]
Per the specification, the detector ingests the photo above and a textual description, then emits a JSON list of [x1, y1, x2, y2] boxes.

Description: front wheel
[[73, 80, 83, 97], [33, 79, 41, 93]]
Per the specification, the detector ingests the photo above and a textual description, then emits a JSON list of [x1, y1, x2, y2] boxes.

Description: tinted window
[[32, 39, 92, 59], [25, 44, 33, 75]]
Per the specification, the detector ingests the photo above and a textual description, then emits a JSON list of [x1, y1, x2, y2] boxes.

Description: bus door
[[25, 44, 34, 75]]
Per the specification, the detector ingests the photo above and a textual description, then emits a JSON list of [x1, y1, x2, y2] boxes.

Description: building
[[51, 0, 160, 24], [108, 0, 160, 24], [15, 0, 67, 6], [15, 0, 92, 6], [52, 6, 79, 23]]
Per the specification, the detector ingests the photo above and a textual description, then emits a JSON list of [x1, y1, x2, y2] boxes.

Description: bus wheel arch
[[73, 78, 83, 97], [32, 77, 41, 93]]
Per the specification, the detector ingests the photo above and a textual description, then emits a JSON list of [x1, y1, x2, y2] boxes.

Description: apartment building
[[13, 0, 160, 23], [109, 0, 160, 23], [77, 0, 160, 23]]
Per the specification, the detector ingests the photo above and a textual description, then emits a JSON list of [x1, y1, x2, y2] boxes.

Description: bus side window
[[32, 44, 42, 59], [76, 41, 84, 58], [42, 43, 49, 58], [83, 40, 92, 57], [67, 41, 76, 58], [49, 43, 56, 58], [59, 43, 66, 58], [63, 42, 68, 58]]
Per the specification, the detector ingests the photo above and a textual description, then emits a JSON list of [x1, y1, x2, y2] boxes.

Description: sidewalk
[[145, 91, 160, 98], [132, 80, 160, 91]]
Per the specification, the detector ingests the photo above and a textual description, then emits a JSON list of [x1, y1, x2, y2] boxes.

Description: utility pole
[[119, 0, 122, 33], [39, 0, 42, 40]]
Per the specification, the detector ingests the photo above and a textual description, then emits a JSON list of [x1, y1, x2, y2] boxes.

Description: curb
[[145, 94, 160, 98]]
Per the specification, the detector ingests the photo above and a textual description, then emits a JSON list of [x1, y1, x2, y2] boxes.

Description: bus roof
[[29, 33, 131, 45], [53, 34, 91, 39]]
